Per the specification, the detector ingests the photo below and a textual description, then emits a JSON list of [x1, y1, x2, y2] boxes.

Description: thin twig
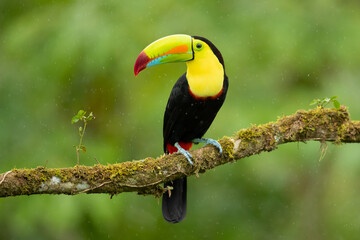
[[0, 171, 12, 185], [75, 181, 112, 195]]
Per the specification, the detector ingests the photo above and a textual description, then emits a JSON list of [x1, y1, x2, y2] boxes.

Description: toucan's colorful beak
[[134, 34, 193, 76]]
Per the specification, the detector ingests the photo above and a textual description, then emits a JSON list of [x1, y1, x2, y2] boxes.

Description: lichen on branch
[[0, 106, 359, 198]]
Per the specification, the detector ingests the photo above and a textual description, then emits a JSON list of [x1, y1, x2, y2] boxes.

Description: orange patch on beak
[[162, 44, 189, 56]]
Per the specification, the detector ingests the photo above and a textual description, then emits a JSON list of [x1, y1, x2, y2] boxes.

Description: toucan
[[134, 34, 228, 223]]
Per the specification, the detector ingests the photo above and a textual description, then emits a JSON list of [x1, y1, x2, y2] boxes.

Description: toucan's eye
[[196, 43, 202, 49]]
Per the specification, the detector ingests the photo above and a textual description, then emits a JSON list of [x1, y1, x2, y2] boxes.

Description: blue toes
[[192, 138, 223, 155], [174, 142, 193, 165], [174, 138, 222, 164]]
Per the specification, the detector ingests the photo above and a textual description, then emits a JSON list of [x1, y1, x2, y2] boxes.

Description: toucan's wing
[[163, 73, 189, 153]]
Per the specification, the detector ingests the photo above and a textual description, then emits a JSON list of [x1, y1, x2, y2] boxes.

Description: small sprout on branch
[[310, 96, 341, 109], [72, 110, 95, 165]]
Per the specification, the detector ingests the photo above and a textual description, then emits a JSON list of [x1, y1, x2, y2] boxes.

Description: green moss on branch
[[0, 106, 359, 198]]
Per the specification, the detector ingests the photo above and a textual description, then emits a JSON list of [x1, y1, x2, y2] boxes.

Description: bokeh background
[[1, 0, 360, 239]]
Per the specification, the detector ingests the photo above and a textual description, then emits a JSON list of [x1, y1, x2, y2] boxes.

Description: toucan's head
[[134, 34, 224, 76]]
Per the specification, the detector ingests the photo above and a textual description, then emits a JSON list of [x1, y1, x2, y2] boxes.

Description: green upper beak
[[134, 34, 194, 76]]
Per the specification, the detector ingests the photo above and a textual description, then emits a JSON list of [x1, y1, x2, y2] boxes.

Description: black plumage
[[162, 37, 228, 223], [163, 73, 229, 152]]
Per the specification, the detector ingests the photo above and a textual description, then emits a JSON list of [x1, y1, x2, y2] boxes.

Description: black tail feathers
[[162, 177, 187, 223]]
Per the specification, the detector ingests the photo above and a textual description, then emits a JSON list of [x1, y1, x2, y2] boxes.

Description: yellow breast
[[186, 44, 224, 98]]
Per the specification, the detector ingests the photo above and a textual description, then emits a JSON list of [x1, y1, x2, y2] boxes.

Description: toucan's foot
[[174, 142, 193, 165], [192, 138, 223, 155]]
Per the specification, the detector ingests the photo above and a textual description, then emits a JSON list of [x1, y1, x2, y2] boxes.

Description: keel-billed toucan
[[134, 34, 228, 223]]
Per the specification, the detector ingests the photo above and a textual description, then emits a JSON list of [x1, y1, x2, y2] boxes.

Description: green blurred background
[[1, 0, 360, 239]]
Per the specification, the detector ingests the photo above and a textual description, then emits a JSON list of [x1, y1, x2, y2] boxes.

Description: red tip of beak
[[134, 51, 150, 76]]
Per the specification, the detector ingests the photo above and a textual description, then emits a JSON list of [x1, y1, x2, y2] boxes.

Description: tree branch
[[0, 106, 359, 198]]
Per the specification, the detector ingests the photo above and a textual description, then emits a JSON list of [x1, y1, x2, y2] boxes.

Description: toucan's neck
[[186, 53, 224, 98]]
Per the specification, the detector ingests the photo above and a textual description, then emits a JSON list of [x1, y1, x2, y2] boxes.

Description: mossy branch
[[0, 106, 359, 198]]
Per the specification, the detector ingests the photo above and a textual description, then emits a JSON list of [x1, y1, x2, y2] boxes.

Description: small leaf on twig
[[310, 96, 341, 109], [333, 100, 340, 109], [72, 110, 86, 124]]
